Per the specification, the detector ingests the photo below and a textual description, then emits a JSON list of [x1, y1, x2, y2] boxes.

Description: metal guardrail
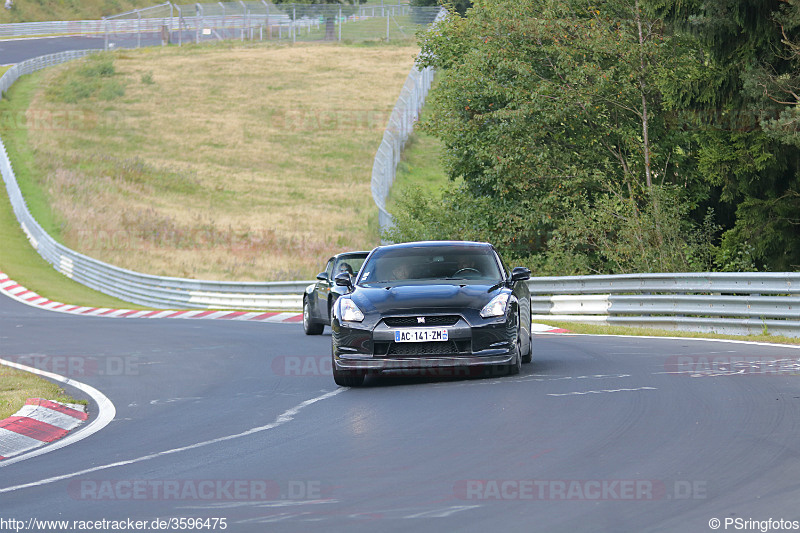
[[530, 273, 800, 337], [0, 51, 311, 310]]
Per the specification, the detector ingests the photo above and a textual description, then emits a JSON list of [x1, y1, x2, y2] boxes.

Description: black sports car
[[303, 251, 369, 335], [330, 241, 532, 386]]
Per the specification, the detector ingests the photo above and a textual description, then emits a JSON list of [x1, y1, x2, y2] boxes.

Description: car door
[[316, 258, 335, 321]]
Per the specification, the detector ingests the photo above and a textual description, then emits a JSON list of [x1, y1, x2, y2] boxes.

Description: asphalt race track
[[0, 33, 203, 65], [2, 289, 800, 533]]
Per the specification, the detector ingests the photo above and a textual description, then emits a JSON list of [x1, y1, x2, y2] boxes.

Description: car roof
[[372, 240, 493, 252], [332, 251, 370, 259]]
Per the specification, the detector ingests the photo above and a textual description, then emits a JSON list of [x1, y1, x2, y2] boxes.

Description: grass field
[[0, 364, 83, 420], [5, 41, 418, 281], [0, 0, 162, 23]]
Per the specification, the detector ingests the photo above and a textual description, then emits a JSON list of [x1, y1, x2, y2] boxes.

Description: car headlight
[[480, 293, 510, 318], [339, 298, 365, 322]]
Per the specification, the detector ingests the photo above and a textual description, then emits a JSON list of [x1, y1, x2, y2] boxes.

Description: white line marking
[[0, 358, 115, 467], [0, 388, 343, 493], [547, 386, 658, 397]]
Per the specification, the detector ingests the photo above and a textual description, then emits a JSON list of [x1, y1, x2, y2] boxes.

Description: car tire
[[303, 296, 324, 335], [508, 333, 522, 376], [521, 332, 533, 364], [331, 352, 366, 387]]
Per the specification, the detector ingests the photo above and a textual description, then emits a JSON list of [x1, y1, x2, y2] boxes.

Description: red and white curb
[[0, 399, 87, 461], [531, 322, 571, 334], [0, 272, 304, 323]]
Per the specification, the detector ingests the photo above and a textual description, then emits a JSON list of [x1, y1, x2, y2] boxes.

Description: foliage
[[411, 0, 473, 17], [653, 0, 800, 270], [394, 0, 709, 270], [388, 0, 800, 273]]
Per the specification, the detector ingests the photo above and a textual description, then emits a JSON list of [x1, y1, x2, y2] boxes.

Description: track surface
[[2, 291, 800, 532], [0, 33, 202, 65]]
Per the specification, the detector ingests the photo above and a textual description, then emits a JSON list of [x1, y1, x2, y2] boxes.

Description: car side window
[[325, 259, 335, 280]]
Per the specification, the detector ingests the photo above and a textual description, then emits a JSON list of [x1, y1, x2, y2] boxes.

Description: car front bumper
[[332, 313, 516, 372]]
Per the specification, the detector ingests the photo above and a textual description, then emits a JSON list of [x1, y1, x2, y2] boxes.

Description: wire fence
[[99, 3, 439, 49], [372, 8, 444, 238], [372, 64, 435, 236], [0, 3, 440, 42]]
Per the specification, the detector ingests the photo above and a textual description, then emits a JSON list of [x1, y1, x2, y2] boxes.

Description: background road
[[2, 291, 800, 532], [0, 33, 200, 65]]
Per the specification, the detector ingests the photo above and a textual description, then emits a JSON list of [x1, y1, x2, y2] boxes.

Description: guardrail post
[[176, 5, 183, 46], [195, 3, 202, 43], [103, 17, 109, 51], [137, 10, 142, 48], [292, 4, 296, 44], [240, 1, 249, 40], [338, 6, 342, 41], [219, 2, 225, 39]]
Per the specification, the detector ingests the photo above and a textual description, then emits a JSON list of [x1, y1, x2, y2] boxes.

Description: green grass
[[0, 364, 85, 420], [0, 177, 150, 309], [386, 128, 449, 213], [0, 70, 148, 308], [543, 320, 800, 346], [0, 0, 164, 23]]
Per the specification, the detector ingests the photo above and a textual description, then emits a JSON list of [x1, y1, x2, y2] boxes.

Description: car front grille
[[377, 339, 472, 357], [382, 315, 461, 327]]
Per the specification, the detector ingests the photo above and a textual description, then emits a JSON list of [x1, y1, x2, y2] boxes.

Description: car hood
[[352, 283, 503, 315]]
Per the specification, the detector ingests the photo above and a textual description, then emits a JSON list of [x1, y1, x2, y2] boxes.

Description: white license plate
[[394, 328, 449, 343]]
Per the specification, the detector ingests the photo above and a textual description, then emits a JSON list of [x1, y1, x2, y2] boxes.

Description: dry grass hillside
[[22, 42, 417, 280]]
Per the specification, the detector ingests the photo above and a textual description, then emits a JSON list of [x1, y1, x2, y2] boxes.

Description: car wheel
[[331, 351, 365, 387], [521, 331, 533, 364], [508, 333, 522, 376], [303, 296, 324, 335]]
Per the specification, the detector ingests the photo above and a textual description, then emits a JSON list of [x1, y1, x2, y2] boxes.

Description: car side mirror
[[316, 272, 328, 281], [334, 272, 354, 291], [510, 267, 531, 282]]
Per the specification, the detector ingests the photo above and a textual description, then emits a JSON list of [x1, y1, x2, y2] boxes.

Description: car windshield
[[359, 245, 502, 284], [334, 255, 367, 277]]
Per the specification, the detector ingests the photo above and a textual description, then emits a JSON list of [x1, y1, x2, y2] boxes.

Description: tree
[[411, 0, 474, 17], [391, 0, 708, 271], [272, 0, 367, 41], [654, 0, 800, 270]]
